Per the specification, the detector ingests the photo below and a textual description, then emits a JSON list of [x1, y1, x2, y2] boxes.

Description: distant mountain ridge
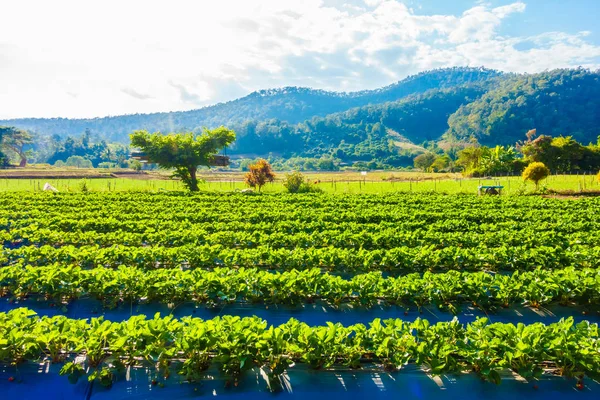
[[0, 67, 502, 142], [3, 67, 600, 165]]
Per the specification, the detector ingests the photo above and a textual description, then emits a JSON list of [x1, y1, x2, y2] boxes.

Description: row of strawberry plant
[[2, 193, 598, 233], [5, 224, 599, 249], [1, 265, 599, 311], [1, 308, 597, 390], [4, 243, 599, 272], [3, 203, 598, 233]]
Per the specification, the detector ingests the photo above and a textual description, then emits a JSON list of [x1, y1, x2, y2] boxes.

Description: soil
[[0, 171, 112, 179]]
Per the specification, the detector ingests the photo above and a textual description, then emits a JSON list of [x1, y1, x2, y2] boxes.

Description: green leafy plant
[[522, 162, 550, 190], [78, 179, 89, 193], [282, 172, 321, 193], [2, 309, 600, 390]]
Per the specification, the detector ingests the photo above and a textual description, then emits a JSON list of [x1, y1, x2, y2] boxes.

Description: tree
[[520, 134, 600, 172], [522, 162, 550, 190], [0, 126, 33, 167], [129, 159, 142, 171], [65, 155, 93, 168], [430, 155, 451, 172], [317, 157, 336, 171], [456, 146, 485, 175], [244, 159, 276, 191], [413, 152, 436, 171], [0, 129, 6, 167], [482, 146, 517, 172], [130, 127, 236, 191]]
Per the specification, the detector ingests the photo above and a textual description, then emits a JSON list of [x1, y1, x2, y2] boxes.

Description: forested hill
[[0, 67, 500, 142], [445, 68, 600, 145], [228, 86, 485, 159], [3, 67, 600, 162]]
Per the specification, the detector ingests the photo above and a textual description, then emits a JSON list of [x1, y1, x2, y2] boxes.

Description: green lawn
[[0, 172, 598, 194]]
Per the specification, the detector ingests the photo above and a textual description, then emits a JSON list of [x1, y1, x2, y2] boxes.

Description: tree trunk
[[189, 166, 199, 191], [18, 154, 26, 168]]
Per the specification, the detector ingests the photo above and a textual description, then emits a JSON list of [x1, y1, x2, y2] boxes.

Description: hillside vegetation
[[445, 68, 600, 145], [0, 67, 500, 143], [2, 67, 600, 168]]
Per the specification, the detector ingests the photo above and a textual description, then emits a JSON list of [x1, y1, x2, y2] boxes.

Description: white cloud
[[492, 2, 526, 18], [363, 0, 386, 7], [0, 0, 598, 119]]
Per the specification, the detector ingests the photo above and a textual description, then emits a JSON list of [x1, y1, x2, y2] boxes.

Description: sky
[[1, 0, 600, 119]]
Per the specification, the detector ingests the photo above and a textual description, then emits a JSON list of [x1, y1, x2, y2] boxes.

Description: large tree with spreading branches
[[130, 127, 236, 191]]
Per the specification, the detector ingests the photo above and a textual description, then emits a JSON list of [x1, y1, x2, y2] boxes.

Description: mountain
[[229, 86, 486, 161], [0, 67, 501, 142], [5, 67, 600, 168], [445, 68, 600, 145]]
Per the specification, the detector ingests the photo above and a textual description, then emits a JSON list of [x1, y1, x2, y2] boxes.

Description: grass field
[[0, 170, 598, 194]]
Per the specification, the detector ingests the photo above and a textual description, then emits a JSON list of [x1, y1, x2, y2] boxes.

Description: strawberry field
[[1, 192, 600, 399]]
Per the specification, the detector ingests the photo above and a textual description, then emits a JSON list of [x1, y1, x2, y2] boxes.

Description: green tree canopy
[[413, 152, 436, 171], [64, 155, 93, 168], [130, 127, 236, 191], [522, 161, 550, 190], [521, 134, 600, 172], [0, 126, 33, 167], [430, 155, 451, 172]]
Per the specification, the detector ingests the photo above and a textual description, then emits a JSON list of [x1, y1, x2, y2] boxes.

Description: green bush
[[64, 156, 93, 168], [522, 162, 550, 190], [283, 172, 321, 193], [128, 160, 142, 171], [78, 179, 90, 193], [98, 162, 116, 169]]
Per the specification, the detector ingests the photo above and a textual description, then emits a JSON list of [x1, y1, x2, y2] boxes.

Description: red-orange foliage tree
[[244, 159, 276, 191]]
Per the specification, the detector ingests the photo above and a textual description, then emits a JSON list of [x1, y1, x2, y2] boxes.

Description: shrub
[[64, 156, 93, 169], [522, 162, 550, 190], [128, 160, 142, 171], [283, 172, 305, 193], [78, 179, 90, 193], [98, 162, 116, 169], [283, 172, 321, 193]]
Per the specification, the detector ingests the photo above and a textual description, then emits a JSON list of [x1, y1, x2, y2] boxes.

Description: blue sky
[[416, 0, 600, 42], [1, 0, 599, 119]]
